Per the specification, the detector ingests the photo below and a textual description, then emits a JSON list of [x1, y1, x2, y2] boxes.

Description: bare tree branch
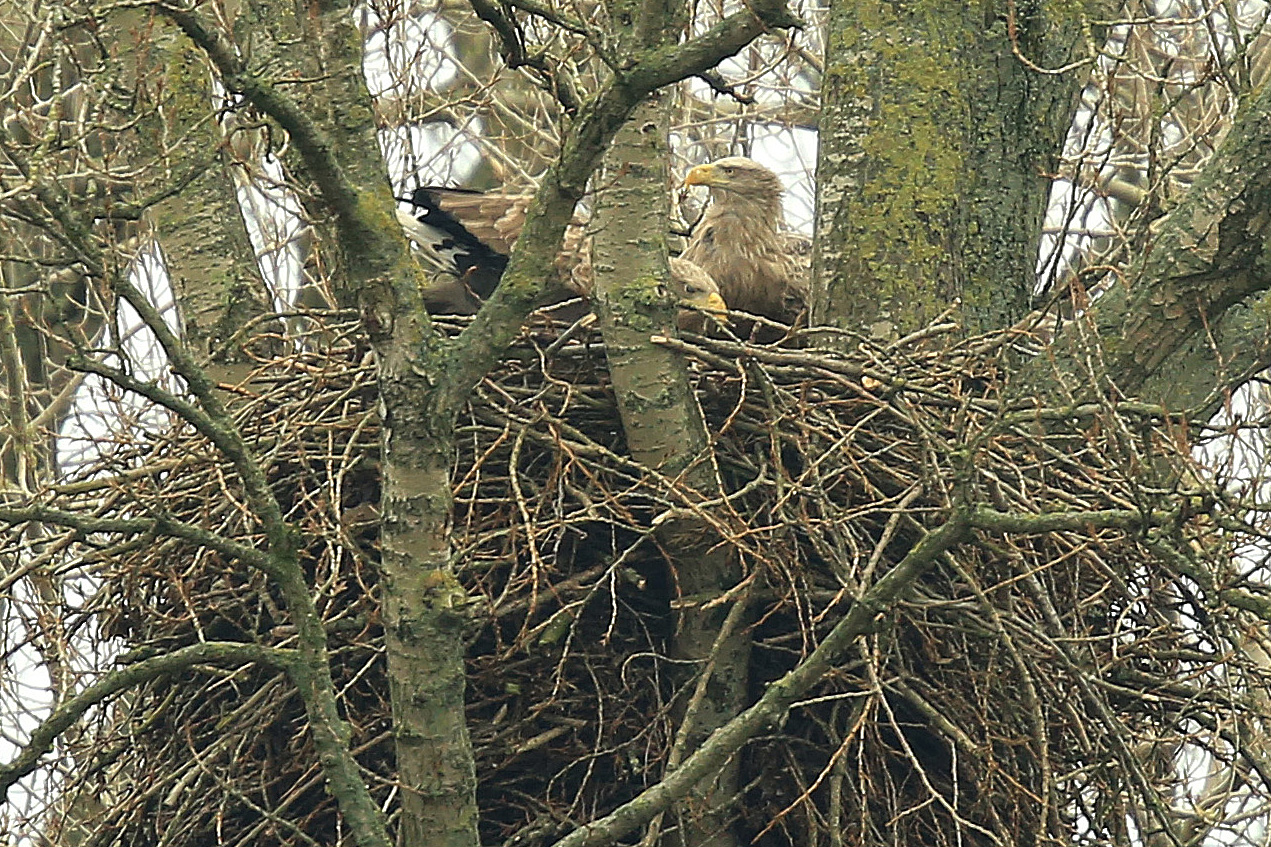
[[549, 504, 972, 847], [0, 641, 293, 796]]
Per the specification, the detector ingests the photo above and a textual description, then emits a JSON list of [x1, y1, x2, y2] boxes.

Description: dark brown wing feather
[[402, 187, 725, 325], [401, 187, 592, 305], [425, 189, 527, 256]]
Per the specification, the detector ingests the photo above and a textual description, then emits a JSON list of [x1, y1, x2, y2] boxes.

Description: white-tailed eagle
[[681, 157, 808, 329]]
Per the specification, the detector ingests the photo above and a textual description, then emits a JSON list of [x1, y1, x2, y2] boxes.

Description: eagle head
[[683, 157, 785, 218]]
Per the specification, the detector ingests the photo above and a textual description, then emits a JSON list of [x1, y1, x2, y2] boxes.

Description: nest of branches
[[26, 311, 1269, 847]]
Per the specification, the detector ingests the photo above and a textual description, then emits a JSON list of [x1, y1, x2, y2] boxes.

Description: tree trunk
[[1032, 58, 1271, 412], [592, 94, 748, 847], [184, 0, 483, 842], [813, 0, 1086, 336], [145, 31, 274, 389], [282, 2, 485, 843]]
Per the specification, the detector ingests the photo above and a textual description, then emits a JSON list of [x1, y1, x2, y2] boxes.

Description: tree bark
[[167, 1, 481, 843], [1024, 55, 1271, 413], [1101, 68, 1271, 403], [145, 30, 273, 389], [592, 93, 748, 847], [813, 0, 1086, 336]]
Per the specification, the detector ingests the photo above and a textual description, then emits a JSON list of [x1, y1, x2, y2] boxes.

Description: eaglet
[[681, 157, 808, 330], [396, 187, 726, 330]]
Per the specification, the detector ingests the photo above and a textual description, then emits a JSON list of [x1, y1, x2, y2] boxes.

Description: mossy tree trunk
[[812, 0, 1271, 409], [810, 7, 1271, 847], [813, 0, 1088, 337], [171, 0, 479, 841], [1089, 69, 1271, 409], [144, 31, 274, 390]]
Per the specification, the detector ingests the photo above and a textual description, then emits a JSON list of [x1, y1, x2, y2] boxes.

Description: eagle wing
[[418, 188, 527, 257], [400, 186, 590, 310], [399, 186, 724, 325]]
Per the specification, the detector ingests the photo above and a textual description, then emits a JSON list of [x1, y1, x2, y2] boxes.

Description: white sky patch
[[4, 244, 181, 844], [750, 126, 817, 233], [236, 155, 309, 313], [57, 245, 180, 475], [360, 8, 458, 97]]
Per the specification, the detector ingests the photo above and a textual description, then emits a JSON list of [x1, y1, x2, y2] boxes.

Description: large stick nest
[[22, 313, 1271, 847]]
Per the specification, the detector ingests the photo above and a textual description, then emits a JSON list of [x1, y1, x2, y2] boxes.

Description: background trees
[[4, 2, 1271, 847]]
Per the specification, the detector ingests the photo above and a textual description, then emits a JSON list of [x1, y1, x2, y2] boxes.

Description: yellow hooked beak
[[703, 291, 728, 318], [679, 290, 729, 322], [683, 164, 718, 188]]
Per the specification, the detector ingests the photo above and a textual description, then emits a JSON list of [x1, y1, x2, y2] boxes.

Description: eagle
[[396, 188, 726, 330], [681, 157, 808, 329]]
